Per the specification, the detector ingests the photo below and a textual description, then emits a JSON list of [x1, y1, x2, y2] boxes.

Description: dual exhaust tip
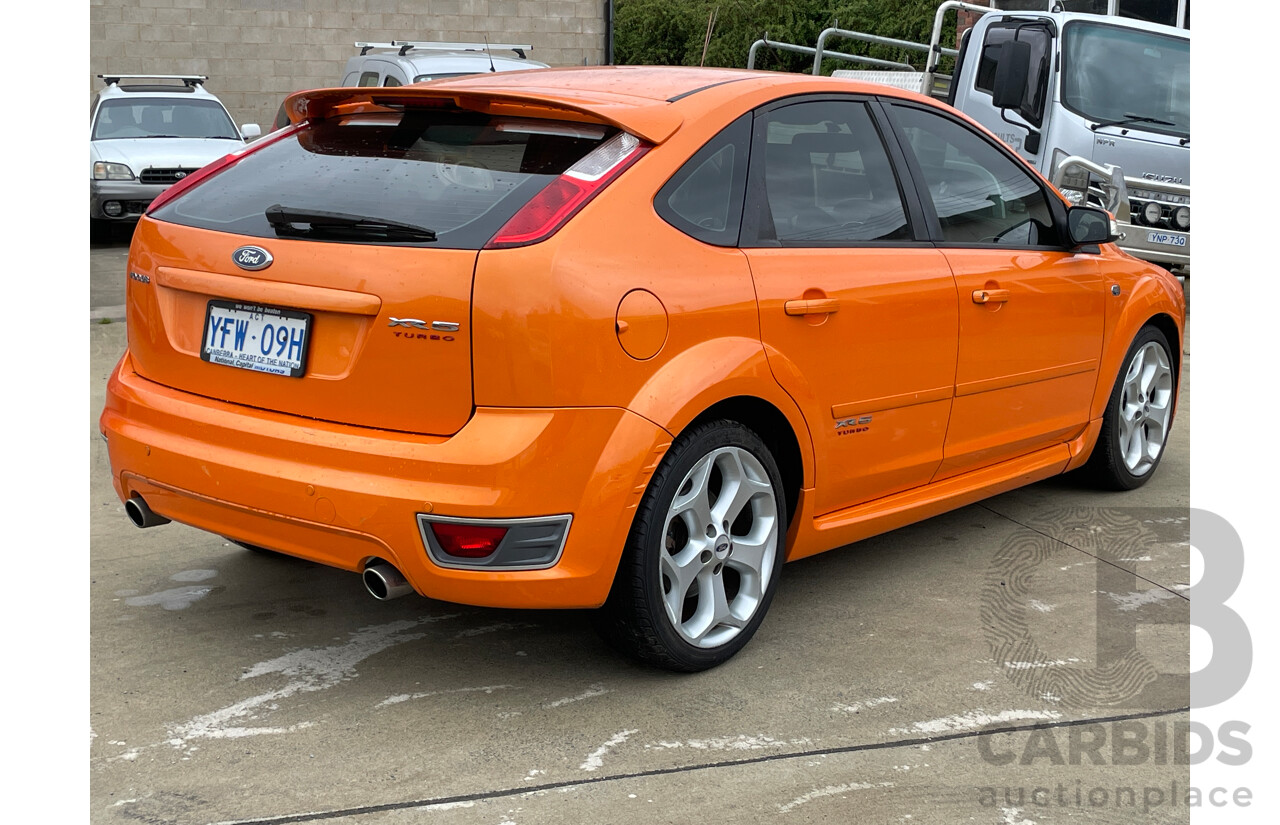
[[125, 495, 415, 601]]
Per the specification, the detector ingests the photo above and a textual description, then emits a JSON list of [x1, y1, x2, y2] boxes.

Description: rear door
[[741, 96, 958, 515], [883, 101, 1104, 479], [136, 108, 617, 435]]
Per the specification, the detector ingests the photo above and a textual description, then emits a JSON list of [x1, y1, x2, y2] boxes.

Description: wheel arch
[[1091, 273, 1185, 421], [622, 336, 815, 526], [684, 395, 805, 527]]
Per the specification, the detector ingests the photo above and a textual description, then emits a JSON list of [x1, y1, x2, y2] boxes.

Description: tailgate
[[127, 218, 475, 435]]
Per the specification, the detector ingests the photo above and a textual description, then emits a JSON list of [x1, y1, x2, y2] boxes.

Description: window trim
[[879, 99, 1070, 251], [739, 94, 931, 250]]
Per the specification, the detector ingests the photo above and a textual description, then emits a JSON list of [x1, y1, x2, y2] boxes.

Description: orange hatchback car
[[101, 67, 1184, 671]]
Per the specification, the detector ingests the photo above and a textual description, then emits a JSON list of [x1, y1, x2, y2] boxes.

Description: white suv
[[90, 75, 261, 241], [342, 41, 548, 87], [273, 41, 550, 131]]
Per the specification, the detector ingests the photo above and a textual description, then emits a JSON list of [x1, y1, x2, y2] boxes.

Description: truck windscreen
[[1060, 21, 1189, 139]]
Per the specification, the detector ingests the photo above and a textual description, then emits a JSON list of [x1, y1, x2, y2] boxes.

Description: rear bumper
[[99, 350, 671, 609]]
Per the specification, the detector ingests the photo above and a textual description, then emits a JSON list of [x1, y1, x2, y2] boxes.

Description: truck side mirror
[[991, 39, 1031, 111], [1067, 206, 1118, 247]]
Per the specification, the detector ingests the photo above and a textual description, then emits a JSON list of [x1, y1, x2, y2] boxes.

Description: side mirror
[[240, 123, 262, 140], [1067, 206, 1118, 246], [991, 39, 1031, 111]]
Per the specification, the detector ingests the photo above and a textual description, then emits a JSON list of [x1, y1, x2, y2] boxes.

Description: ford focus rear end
[[100, 89, 668, 611]]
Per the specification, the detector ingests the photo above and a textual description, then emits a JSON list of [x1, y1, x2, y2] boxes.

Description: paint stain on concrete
[[892, 709, 1062, 735], [779, 782, 895, 813], [580, 729, 638, 771], [545, 684, 609, 709], [166, 615, 456, 750]]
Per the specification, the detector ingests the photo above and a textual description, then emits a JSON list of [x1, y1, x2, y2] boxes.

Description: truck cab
[[751, 0, 1191, 275], [949, 10, 1189, 272]]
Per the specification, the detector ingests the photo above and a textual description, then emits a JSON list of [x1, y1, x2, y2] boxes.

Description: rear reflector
[[485, 131, 648, 249], [430, 522, 509, 558], [146, 122, 304, 215]]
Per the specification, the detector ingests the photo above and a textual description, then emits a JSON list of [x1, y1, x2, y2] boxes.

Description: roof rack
[[98, 74, 207, 87], [354, 41, 532, 59]]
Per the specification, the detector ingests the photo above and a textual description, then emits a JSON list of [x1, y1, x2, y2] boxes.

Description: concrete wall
[[89, 0, 608, 131]]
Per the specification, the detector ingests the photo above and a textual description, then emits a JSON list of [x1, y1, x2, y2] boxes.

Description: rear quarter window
[[150, 109, 614, 249]]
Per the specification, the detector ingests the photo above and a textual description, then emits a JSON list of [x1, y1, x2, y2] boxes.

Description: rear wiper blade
[[1090, 113, 1177, 131], [265, 204, 437, 241]]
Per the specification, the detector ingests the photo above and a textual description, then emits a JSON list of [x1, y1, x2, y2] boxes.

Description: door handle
[[971, 288, 1011, 304], [784, 298, 839, 316]]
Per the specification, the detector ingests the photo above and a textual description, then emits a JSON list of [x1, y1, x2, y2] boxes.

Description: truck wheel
[[598, 420, 786, 672], [1084, 325, 1176, 490]]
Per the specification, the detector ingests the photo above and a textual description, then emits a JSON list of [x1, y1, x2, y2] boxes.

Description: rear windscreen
[[151, 109, 614, 249]]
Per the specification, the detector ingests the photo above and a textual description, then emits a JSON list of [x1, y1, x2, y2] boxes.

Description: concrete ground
[[90, 236, 1192, 824]]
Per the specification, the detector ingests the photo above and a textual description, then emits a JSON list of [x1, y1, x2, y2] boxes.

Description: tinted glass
[[358, 71, 380, 87], [655, 114, 749, 246], [756, 101, 909, 244], [92, 98, 239, 140], [151, 110, 614, 249], [1061, 21, 1189, 137], [891, 104, 1057, 246]]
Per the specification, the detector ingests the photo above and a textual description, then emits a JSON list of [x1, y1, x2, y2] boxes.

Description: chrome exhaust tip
[[363, 562, 414, 600], [124, 495, 170, 529]]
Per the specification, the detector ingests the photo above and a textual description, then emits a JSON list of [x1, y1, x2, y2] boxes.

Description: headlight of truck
[[93, 161, 134, 181], [1174, 206, 1190, 230]]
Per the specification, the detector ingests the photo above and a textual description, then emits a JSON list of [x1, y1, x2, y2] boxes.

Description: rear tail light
[[145, 122, 304, 215], [485, 131, 648, 249], [429, 522, 509, 558]]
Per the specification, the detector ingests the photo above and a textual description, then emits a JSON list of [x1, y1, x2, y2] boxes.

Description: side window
[[754, 100, 910, 245], [654, 113, 750, 246], [383, 75, 402, 87], [357, 71, 380, 87], [890, 104, 1058, 247]]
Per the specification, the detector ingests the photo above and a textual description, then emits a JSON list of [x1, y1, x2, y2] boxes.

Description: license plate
[[1146, 231, 1187, 247], [201, 301, 312, 377]]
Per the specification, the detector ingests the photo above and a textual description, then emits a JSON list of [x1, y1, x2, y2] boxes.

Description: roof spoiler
[[98, 74, 207, 87], [282, 85, 683, 144], [354, 41, 532, 59]]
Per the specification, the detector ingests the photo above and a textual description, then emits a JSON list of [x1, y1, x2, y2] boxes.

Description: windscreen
[[150, 109, 614, 249], [92, 97, 240, 140], [1061, 21, 1189, 138]]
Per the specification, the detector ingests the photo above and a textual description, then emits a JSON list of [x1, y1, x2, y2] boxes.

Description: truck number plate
[[201, 301, 312, 377], [1147, 231, 1187, 248]]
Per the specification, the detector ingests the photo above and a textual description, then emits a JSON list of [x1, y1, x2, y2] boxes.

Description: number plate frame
[[200, 300, 313, 378], [1146, 231, 1187, 248]]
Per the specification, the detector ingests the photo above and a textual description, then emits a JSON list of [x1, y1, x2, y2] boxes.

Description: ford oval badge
[[232, 245, 273, 271]]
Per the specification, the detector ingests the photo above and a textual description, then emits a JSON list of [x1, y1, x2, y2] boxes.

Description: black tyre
[[1082, 325, 1176, 490], [598, 420, 787, 672]]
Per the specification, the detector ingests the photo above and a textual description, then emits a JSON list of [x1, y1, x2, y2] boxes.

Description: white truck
[[749, 1, 1190, 275]]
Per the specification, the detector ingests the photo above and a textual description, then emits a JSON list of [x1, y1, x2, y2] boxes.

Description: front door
[[884, 101, 1105, 479]]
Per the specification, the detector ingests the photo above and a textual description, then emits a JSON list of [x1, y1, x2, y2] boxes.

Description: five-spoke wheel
[[1085, 325, 1177, 489], [598, 420, 786, 671]]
